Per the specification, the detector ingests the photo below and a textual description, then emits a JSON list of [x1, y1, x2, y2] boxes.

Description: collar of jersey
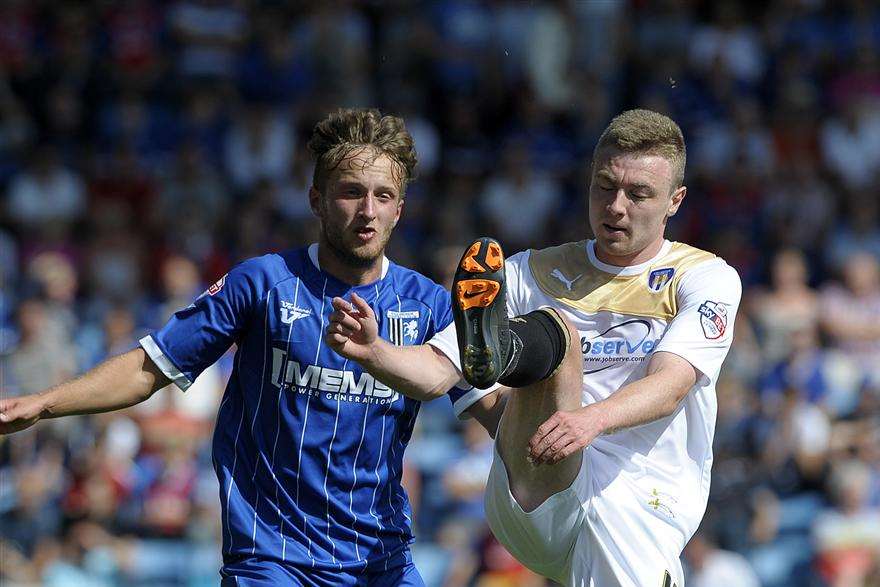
[[307, 243, 390, 292], [585, 239, 672, 276]]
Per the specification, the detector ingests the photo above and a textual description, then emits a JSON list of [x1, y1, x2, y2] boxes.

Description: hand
[[0, 394, 46, 435], [528, 406, 604, 465], [325, 292, 380, 362]]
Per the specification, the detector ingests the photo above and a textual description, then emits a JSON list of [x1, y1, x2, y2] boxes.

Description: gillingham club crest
[[386, 310, 420, 346]]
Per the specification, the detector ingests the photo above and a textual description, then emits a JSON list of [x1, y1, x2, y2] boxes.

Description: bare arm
[[528, 351, 697, 464], [465, 387, 509, 438], [820, 311, 880, 341], [0, 348, 171, 434], [355, 336, 462, 402], [325, 293, 461, 401], [590, 351, 698, 434]]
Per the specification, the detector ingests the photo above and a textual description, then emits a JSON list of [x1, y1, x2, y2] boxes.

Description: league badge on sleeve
[[698, 300, 728, 339], [647, 268, 675, 292], [207, 274, 227, 296]]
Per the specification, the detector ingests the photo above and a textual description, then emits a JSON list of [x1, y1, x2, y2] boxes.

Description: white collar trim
[[586, 239, 672, 276], [308, 243, 390, 279]]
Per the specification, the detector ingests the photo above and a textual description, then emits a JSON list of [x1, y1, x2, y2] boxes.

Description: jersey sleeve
[[426, 254, 528, 418], [653, 259, 742, 384], [139, 258, 266, 391]]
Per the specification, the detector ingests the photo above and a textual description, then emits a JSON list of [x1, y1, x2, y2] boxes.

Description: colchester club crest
[[647, 268, 675, 292]]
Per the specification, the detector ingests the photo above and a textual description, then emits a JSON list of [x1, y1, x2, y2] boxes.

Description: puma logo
[[550, 268, 583, 291]]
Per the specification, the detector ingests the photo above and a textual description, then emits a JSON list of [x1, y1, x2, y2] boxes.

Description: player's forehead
[[327, 148, 402, 192], [592, 147, 675, 188]]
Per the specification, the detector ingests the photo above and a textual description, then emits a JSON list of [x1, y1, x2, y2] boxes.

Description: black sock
[[497, 308, 569, 388]]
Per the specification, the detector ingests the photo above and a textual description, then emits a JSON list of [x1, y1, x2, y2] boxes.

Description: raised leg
[[494, 311, 583, 512]]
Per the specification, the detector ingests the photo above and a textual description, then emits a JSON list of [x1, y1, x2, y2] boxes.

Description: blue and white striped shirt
[[140, 244, 465, 572]]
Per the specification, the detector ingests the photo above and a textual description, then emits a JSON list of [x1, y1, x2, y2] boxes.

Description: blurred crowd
[[2, 1, 880, 586]]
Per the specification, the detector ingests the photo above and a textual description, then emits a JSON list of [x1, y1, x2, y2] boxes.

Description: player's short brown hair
[[594, 109, 687, 188], [308, 108, 417, 196]]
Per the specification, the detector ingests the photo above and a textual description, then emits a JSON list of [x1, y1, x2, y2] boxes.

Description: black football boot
[[451, 237, 510, 388]]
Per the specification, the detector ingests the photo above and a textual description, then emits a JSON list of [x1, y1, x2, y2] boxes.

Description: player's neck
[[316, 242, 384, 286], [594, 236, 665, 267]]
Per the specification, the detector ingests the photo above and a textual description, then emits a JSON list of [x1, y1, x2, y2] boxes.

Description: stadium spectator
[[480, 140, 562, 251], [747, 249, 820, 365], [814, 460, 880, 586], [223, 104, 294, 191], [4, 298, 76, 397], [820, 252, 880, 383], [6, 145, 85, 231]]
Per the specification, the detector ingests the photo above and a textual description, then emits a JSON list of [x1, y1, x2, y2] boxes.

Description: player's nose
[[607, 189, 627, 216], [357, 193, 377, 219]]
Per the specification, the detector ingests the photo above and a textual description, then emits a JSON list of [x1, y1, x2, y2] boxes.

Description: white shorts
[[484, 447, 686, 587]]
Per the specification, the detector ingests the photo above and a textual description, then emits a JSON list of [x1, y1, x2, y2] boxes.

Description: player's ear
[[309, 186, 323, 218], [667, 186, 686, 218], [392, 197, 404, 227]]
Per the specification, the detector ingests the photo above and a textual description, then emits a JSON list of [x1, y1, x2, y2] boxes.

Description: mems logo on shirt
[[270, 347, 400, 404]]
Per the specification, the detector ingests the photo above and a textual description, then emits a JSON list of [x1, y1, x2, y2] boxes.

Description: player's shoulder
[[664, 242, 738, 278], [665, 242, 741, 295], [515, 240, 587, 279], [228, 248, 307, 289], [386, 261, 449, 300], [520, 240, 586, 267]]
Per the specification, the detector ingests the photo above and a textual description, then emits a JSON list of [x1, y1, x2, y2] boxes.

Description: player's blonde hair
[[594, 109, 687, 188], [308, 108, 417, 196]]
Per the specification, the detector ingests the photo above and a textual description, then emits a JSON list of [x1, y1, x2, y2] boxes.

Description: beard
[[321, 221, 390, 269]]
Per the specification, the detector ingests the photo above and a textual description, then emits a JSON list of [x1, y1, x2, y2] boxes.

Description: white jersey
[[429, 239, 742, 545]]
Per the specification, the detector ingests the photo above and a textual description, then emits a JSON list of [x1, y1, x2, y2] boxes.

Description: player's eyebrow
[[594, 169, 617, 183], [629, 183, 656, 195], [594, 170, 656, 195], [336, 179, 399, 198]]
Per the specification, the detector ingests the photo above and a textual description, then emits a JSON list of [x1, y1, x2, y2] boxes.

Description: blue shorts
[[220, 557, 425, 587]]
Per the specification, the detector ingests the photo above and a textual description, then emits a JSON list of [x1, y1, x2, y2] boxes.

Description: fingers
[[349, 292, 374, 318], [530, 432, 582, 465], [324, 331, 350, 348], [529, 425, 567, 462], [0, 399, 18, 422], [328, 308, 362, 334], [527, 410, 592, 465], [0, 399, 39, 434], [331, 296, 354, 312], [330, 294, 374, 326], [541, 438, 582, 465]]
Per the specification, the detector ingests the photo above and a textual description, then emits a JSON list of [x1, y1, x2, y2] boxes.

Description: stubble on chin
[[324, 225, 387, 268]]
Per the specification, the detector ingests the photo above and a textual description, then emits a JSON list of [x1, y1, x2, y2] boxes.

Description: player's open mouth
[[355, 228, 376, 241], [602, 223, 627, 235]]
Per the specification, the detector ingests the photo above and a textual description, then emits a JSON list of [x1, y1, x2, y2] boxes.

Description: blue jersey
[[140, 244, 464, 573]]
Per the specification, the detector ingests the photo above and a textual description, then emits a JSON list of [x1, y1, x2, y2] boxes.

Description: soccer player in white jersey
[[326, 109, 742, 586]]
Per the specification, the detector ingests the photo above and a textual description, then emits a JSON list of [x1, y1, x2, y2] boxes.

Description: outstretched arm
[[325, 293, 461, 402], [528, 351, 697, 464], [0, 348, 171, 434]]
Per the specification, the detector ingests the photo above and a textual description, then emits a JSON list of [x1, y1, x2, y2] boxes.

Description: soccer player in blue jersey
[[0, 108, 477, 586]]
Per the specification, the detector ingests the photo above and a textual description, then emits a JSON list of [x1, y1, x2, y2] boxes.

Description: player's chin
[[346, 239, 386, 263], [597, 237, 630, 254]]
